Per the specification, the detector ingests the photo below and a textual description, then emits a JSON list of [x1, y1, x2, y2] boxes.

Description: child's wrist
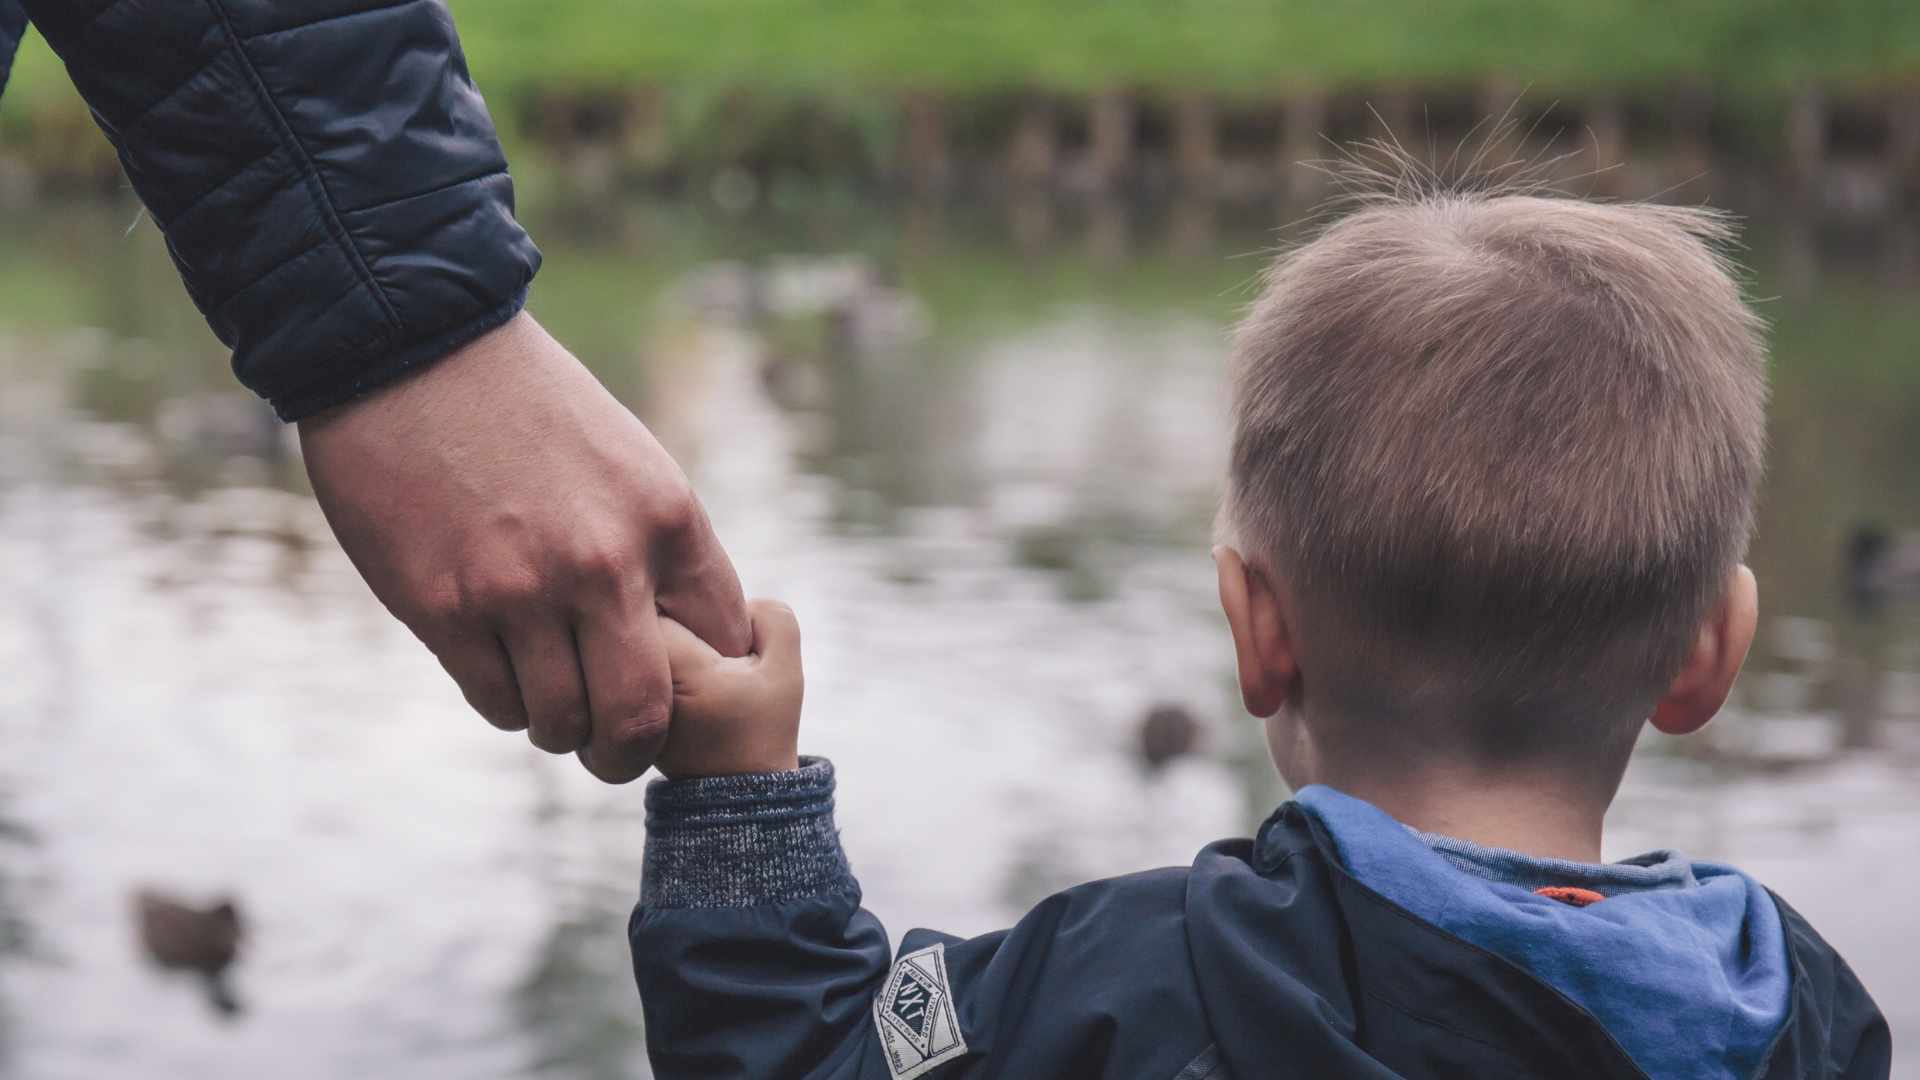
[[656, 745, 801, 780], [641, 757, 849, 909], [713, 750, 800, 776]]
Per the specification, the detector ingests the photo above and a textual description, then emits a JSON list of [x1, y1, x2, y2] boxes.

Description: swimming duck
[[1138, 703, 1202, 771], [134, 888, 245, 1016]]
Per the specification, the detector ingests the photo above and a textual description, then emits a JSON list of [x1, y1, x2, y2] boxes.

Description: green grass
[[5, 1, 1917, 112], [444, 0, 1920, 96]]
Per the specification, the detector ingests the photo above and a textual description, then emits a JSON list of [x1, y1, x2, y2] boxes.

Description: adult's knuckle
[[648, 483, 701, 539], [570, 542, 633, 589], [470, 568, 545, 618], [406, 574, 469, 627]]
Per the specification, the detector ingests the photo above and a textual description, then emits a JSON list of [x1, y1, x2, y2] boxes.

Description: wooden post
[[1083, 91, 1135, 194], [1475, 78, 1525, 171], [1585, 96, 1628, 197], [1670, 81, 1713, 194], [901, 93, 951, 195], [1173, 93, 1220, 193], [1887, 88, 1920, 200], [1279, 92, 1328, 202], [1784, 88, 1826, 191], [618, 86, 670, 176], [1006, 101, 1058, 189], [1369, 89, 1416, 155]]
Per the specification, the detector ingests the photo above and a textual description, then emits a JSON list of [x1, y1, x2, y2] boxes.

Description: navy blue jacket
[[0, 0, 539, 419], [632, 760, 1890, 1079]]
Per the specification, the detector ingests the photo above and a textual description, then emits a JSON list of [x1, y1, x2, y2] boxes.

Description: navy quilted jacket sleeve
[[0, 5, 23, 95], [5, 0, 541, 420]]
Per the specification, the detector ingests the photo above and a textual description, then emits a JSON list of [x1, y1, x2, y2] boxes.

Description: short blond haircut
[[1225, 191, 1767, 758]]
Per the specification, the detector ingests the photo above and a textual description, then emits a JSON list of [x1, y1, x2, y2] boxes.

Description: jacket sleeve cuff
[[641, 757, 855, 910], [267, 288, 528, 421]]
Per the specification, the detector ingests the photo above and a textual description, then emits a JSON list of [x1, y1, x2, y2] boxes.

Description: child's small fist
[[651, 599, 804, 779]]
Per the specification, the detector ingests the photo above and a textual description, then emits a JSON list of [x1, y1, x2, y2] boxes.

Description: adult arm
[[24, 1, 751, 777], [24, 0, 536, 418], [0, 4, 24, 93]]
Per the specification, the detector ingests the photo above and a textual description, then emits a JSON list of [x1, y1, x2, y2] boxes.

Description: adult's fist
[[297, 312, 750, 782]]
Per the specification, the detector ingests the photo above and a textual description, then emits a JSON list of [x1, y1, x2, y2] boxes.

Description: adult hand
[[298, 312, 750, 782]]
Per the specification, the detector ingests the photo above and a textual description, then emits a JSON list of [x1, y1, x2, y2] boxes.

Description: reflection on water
[[0, 195, 1917, 1077], [0, 797, 32, 1072]]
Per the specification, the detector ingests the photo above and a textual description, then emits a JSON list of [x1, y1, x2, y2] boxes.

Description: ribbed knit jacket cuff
[[641, 757, 854, 910]]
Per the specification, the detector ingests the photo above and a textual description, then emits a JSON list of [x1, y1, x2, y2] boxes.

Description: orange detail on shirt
[[1534, 886, 1607, 908]]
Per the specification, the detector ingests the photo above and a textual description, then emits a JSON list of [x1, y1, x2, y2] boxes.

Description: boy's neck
[[1313, 766, 1612, 863]]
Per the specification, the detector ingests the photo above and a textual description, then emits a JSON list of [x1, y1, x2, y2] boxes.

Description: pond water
[[0, 193, 1916, 1077]]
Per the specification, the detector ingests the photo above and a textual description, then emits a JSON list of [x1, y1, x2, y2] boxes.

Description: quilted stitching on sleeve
[[18, 0, 541, 419]]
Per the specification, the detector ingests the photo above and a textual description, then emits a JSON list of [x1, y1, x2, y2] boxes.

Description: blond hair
[[1225, 190, 1767, 758]]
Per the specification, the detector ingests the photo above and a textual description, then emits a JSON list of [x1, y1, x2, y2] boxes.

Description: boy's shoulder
[[890, 865, 1218, 1080], [903, 862, 1198, 975], [1759, 888, 1893, 1079]]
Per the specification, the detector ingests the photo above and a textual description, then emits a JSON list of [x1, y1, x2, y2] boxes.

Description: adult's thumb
[[654, 496, 753, 659]]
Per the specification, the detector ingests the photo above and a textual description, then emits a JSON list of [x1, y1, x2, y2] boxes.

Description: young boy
[[629, 191, 1891, 1079]]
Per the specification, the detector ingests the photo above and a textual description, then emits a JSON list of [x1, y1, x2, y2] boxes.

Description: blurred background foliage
[[444, 0, 1920, 94], [3, 2, 1919, 181]]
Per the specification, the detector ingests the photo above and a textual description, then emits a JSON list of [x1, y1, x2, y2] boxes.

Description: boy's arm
[[634, 761, 1207, 1080], [632, 759, 893, 1078], [634, 609, 1210, 1080]]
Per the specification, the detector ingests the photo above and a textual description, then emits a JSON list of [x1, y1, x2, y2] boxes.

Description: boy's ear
[[1214, 546, 1299, 719], [1650, 565, 1759, 736]]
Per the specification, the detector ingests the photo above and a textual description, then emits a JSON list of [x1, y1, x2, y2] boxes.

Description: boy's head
[[1216, 189, 1767, 796]]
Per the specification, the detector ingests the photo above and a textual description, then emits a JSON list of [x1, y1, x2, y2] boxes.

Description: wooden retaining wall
[[531, 82, 1920, 217]]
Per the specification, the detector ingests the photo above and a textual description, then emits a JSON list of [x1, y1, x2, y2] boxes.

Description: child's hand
[[652, 600, 804, 779]]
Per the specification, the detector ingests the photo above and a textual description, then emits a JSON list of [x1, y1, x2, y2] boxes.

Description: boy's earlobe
[[1215, 546, 1298, 719], [1650, 565, 1759, 736]]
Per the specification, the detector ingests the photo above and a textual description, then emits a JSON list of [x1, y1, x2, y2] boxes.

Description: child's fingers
[[737, 595, 798, 699], [746, 599, 802, 679], [658, 612, 723, 674]]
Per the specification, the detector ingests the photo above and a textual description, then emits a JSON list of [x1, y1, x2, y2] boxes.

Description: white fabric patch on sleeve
[[873, 941, 968, 1079]]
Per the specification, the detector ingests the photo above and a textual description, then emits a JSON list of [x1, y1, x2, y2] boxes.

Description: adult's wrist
[[295, 309, 543, 437], [277, 293, 532, 423]]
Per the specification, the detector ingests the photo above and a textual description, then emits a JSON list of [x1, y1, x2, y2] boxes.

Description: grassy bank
[[452, 0, 1920, 96], [4, 1, 1917, 111], [3, 4, 1915, 193]]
